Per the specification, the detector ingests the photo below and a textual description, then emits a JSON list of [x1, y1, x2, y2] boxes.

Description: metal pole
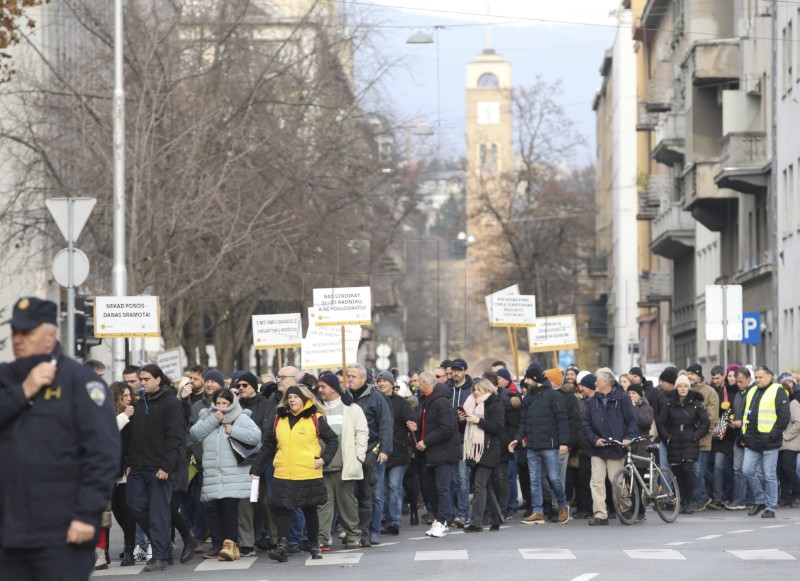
[[722, 286, 728, 371], [112, 0, 128, 380], [435, 26, 441, 160], [66, 199, 75, 358], [770, 0, 780, 372], [439, 317, 446, 362]]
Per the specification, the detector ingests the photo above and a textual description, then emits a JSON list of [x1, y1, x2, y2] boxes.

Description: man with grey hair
[[581, 367, 638, 525], [347, 364, 393, 546]]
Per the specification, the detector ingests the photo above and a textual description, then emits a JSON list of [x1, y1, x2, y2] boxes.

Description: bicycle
[[605, 436, 681, 524]]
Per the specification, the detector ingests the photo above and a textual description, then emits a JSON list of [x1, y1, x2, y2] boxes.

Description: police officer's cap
[[4, 297, 58, 330]]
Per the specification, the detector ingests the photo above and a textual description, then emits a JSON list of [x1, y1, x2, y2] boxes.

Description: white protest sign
[[252, 313, 302, 349], [485, 284, 519, 323], [302, 309, 361, 369], [157, 348, 184, 383], [312, 286, 371, 326], [488, 294, 536, 327], [527, 315, 579, 352], [94, 296, 160, 338]]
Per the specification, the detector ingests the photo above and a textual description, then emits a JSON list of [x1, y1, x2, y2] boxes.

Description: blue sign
[[559, 352, 574, 367], [742, 311, 761, 345]]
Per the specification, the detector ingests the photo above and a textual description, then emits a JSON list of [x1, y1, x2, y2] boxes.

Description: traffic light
[[75, 295, 102, 359]]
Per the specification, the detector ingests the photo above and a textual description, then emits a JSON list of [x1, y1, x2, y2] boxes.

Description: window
[[479, 143, 499, 174], [477, 72, 499, 88], [783, 22, 793, 93]]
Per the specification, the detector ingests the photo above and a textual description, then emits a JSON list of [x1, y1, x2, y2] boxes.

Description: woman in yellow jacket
[[250, 384, 338, 562]]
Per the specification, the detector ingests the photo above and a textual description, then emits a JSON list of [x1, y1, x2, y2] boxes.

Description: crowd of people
[[93, 355, 800, 571]]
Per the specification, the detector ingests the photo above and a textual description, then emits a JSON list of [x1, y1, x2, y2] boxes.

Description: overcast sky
[[351, 0, 624, 165]]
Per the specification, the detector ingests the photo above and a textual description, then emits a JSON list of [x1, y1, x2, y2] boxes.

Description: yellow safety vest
[[742, 383, 781, 434]]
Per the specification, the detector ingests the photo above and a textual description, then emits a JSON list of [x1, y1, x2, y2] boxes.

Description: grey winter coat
[[190, 405, 261, 501]]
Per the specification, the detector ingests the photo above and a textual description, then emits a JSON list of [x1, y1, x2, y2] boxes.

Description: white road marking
[[697, 534, 722, 540], [727, 549, 796, 561], [194, 558, 256, 571], [762, 525, 788, 529], [665, 542, 690, 546], [305, 553, 363, 566], [414, 550, 469, 560], [728, 529, 753, 534], [625, 549, 686, 560], [519, 548, 576, 560], [91, 564, 146, 576], [570, 575, 599, 581], [407, 536, 431, 540]]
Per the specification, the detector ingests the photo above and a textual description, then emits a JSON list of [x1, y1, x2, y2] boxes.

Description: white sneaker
[[428, 521, 448, 538], [424, 522, 438, 537], [146, 545, 152, 561]]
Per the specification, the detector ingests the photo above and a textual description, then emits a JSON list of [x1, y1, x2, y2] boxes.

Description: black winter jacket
[[498, 387, 521, 461], [448, 375, 474, 435], [351, 384, 394, 455], [387, 394, 417, 468], [127, 385, 185, 474], [560, 389, 581, 450], [240, 393, 270, 432], [515, 386, 568, 450], [418, 385, 462, 466], [657, 390, 709, 464], [471, 393, 505, 468]]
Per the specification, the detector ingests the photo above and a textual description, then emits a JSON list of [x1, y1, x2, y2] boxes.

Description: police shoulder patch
[[86, 381, 107, 407]]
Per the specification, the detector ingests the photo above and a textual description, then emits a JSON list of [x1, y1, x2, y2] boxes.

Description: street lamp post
[[407, 27, 443, 160]]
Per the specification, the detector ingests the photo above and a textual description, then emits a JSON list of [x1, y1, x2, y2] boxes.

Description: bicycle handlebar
[[601, 436, 651, 448]]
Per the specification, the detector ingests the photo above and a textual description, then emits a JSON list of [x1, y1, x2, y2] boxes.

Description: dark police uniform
[[0, 297, 119, 581]]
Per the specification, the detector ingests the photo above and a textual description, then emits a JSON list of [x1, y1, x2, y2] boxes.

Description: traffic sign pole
[[722, 286, 728, 371], [67, 199, 75, 357]]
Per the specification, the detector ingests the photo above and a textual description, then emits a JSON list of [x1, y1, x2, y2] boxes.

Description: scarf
[[211, 397, 242, 425], [463, 392, 491, 464]]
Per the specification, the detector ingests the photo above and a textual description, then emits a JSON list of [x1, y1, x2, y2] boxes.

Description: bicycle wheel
[[653, 467, 680, 523], [611, 465, 639, 525]]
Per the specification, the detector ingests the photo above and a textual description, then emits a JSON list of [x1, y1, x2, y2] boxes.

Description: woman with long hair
[[657, 373, 710, 514], [109, 381, 137, 566], [250, 384, 338, 562], [459, 378, 505, 532]]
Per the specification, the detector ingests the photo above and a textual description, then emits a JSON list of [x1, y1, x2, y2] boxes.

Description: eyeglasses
[[236, 382, 251, 389], [435, 374, 445, 378], [276, 375, 296, 381]]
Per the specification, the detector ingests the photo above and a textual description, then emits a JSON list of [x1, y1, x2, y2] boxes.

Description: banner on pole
[[312, 286, 371, 326], [157, 348, 184, 383], [94, 296, 160, 338], [301, 308, 361, 369], [252, 313, 302, 350], [527, 315, 578, 352]]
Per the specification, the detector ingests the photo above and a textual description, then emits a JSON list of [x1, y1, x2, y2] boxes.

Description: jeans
[[712, 451, 732, 502], [450, 459, 470, 520], [526, 449, 566, 515], [692, 451, 710, 505], [384, 465, 408, 526], [731, 444, 747, 504], [659, 442, 669, 469], [370, 462, 387, 535], [743, 448, 779, 510], [289, 508, 306, 545]]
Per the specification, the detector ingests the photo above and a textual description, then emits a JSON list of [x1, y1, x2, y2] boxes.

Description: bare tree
[[0, 0, 48, 83], [0, 0, 418, 369]]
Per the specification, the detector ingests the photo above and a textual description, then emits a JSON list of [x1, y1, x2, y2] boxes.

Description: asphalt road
[[95, 508, 800, 580]]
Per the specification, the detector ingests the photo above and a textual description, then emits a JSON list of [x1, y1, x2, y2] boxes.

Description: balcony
[[646, 78, 673, 112], [682, 161, 739, 231], [637, 101, 657, 131], [587, 256, 609, 278], [638, 270, 672, 307], [688, 40, 740, 85], [637, 191, 659, 220], [715, 131, 770, 194], [650, 200, 695, 259], [651, 112, 685, 166]]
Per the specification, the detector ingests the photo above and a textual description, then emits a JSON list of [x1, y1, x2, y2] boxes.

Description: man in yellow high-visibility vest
[[742, 366, 790, 518]]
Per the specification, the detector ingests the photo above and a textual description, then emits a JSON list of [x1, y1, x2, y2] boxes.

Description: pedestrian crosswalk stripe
[[407, 536, 431, 541], [519, 549, 576, 560], [306, 553, 363, 566], [728, 529, 753, 534], [762, 525, 788, 529], [194, 559, 256, 571], [665, 542, 690, 546], [625, 549, 686, 560], [92, 564, 146, 576], [414, 550, 469, 561], [697, 535, 722, 540], [727, 549, 796, 561]]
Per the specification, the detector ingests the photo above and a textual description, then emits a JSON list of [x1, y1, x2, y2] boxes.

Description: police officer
[[0, 296, 119, 580]]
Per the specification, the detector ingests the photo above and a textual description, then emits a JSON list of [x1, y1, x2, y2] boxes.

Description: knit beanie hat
[[627, 383, 644, 398], [204, 369, 225, 389], [544, 368, 563, 386], [496, 368, 512, 382], [579, 374, 597, 391], [659, 367, 678, 385]]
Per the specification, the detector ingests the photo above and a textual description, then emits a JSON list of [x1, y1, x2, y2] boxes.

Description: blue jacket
[[0, 349, 119, 548], [582, 385, 639, 459], [190, 405, 261, 501], [350, 384, 393, 455]]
